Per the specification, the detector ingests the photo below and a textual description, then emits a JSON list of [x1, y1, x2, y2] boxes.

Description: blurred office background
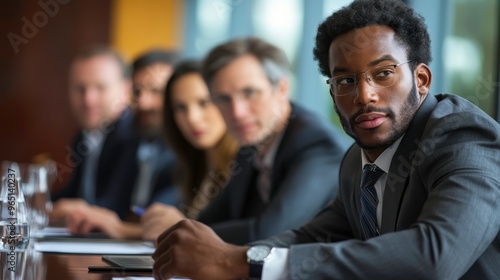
[[0, 0, 498, 187]]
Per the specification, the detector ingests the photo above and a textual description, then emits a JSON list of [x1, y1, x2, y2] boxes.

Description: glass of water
[[23, 164, 52, 233], [1, 163, 30, 280]]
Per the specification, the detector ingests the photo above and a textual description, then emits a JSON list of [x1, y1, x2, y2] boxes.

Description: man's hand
[[50, 198, 89, 222], [66, 205, 119, 236], [153, 219, 249, 280], [141, 203, 185, 241]]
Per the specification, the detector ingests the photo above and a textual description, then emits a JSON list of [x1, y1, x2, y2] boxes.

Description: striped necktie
[[359, 164, 385, 240]]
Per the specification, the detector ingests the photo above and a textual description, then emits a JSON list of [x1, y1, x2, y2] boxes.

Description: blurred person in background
[[62, 50, 182, 237], [141, 60, 239, 240], [51, 45, 136, 221], [129, 50, 182, 209]]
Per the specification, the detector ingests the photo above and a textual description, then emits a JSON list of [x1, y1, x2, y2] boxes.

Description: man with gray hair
[[148, 37, 350, 245]]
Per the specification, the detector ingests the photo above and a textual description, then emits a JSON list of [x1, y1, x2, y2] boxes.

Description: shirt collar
[[361, 135, 404, 173], [254, 127, 286, 170], [263, 129, 285, 167]]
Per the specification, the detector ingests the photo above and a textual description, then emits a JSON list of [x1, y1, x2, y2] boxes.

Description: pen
[[131, 205, 145, 216]]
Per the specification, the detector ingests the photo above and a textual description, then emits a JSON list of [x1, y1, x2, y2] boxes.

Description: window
[[444, 0, 498, 118], [410, 0, 499, 120], [184, 0, 499, 122]]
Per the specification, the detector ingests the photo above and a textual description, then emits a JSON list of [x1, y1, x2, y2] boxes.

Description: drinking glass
[[1, 163, 30, 280], [22, 165, 52, 233]]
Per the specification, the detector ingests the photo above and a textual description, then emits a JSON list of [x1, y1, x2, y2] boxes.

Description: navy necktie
[[359, 164, 385, 240]]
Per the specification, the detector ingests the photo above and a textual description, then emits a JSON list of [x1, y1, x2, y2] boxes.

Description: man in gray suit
[[152, 0, 500, 279]]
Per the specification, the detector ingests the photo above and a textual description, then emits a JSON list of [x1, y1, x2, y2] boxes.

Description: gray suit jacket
[[256, 94, 500, 279], [198, 103, 351, 245]]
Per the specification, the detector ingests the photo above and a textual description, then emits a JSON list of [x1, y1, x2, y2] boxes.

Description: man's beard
[[134, 110, 163, 141], [335, 82, 419, 151]]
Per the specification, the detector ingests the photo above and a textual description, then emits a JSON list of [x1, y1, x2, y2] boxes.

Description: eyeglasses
[[211, 87, 265, 109], [326, 61, 412, 96]]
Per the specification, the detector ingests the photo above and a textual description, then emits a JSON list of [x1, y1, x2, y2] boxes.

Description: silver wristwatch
[[247, 245, 274, 278]]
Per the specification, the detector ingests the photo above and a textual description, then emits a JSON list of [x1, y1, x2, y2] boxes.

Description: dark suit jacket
[[198, 103, 351, 245], [256, 94, 500, 279], [52, 109, 138, 219]]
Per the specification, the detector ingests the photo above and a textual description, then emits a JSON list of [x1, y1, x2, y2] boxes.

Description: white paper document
[[34, 239, 155, 254]]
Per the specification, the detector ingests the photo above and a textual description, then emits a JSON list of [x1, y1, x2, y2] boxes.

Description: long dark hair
[[163, 60, 238, 210]]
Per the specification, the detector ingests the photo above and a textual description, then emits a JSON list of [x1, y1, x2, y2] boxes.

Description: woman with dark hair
[[167, 61, 237, 214], [66, 60, 238, 240], [140, 61, 239, 240]]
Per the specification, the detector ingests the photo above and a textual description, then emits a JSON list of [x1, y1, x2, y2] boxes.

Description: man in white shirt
[[151, 0, 500, 279]]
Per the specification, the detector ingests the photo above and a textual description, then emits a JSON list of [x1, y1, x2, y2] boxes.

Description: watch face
[[247, 246, 271, 262]]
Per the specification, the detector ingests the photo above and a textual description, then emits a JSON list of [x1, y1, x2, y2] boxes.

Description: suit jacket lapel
[[380, 95, 437, 233], [268, 104, 297, 198], [346, 146, 364, 238]]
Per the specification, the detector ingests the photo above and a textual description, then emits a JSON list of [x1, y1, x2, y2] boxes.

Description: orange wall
[[111, 0, 183, 60]]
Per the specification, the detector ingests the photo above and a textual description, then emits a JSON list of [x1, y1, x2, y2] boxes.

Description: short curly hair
[[314, 0, 432, 77]]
